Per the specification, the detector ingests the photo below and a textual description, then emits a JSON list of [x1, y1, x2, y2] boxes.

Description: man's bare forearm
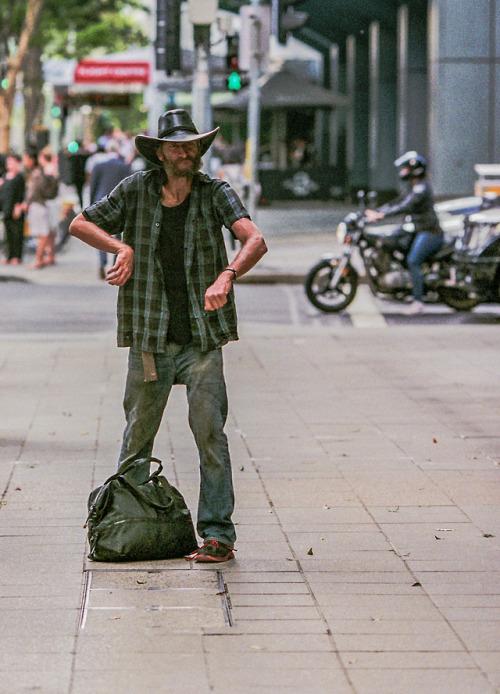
[[229, 235, 267, 278], [69, 213, 129, 255], [229, 218, 268, 279]]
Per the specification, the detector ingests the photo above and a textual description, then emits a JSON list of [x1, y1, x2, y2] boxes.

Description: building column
[[328, 44, 339, 167], [428, 0, 499, 196], [346, 33, 370, 193], [368, 21, 398, 194], [397, 2, 428, 156]]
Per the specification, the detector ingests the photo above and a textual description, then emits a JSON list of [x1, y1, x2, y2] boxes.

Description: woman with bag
[[22, 147, 59, 269]]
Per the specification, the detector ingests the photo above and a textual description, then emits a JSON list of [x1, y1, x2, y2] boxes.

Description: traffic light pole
[[192, 25, 213, 173], [246, 0, 263, 221], [189, 0, 218, 174]]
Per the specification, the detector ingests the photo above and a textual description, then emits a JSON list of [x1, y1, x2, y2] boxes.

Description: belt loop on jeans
[[141, 351, 158, 382]]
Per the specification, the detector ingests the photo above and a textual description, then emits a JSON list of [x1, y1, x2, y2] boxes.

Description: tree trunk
[[24, 45, 45, 147], [0, 0, 45, 153]]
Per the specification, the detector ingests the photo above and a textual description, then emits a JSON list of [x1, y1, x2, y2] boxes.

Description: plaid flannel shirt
[[83, 168, 249, 353]]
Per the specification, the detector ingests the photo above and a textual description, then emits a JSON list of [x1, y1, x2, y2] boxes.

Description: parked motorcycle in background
[[439, 205, 500, 310], [304, 191, 458, 313]]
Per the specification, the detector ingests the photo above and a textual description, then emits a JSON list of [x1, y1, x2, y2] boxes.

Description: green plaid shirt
[[83, 168, 249, 353]]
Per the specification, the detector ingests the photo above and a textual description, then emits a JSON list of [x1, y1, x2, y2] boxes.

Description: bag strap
[[118, 475, 174, 512], [115, 456, 163, 479], [113, 457, 174, 511]]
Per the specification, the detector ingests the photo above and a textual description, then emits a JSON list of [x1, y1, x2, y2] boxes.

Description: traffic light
[[273, 0, 308, 45], [155, 0, 181, 75], [226, 35, 242, 91]]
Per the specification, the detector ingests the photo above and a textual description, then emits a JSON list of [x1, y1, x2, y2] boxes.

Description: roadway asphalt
[[0, 200, 499, 694]]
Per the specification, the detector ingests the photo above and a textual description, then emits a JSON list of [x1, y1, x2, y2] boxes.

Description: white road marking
[[346, 284, 388, 328]]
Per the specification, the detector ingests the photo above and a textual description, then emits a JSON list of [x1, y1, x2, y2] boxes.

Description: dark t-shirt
[[157, 195, 192, 345]]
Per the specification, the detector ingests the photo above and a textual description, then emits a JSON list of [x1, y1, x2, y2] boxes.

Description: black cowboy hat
[[135, 109, 219, 166]]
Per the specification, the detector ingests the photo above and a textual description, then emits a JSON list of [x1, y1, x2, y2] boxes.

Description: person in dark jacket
[[365, 151, 443, 314], [0, 153, 26, 264], [89, 139, 131, 278]]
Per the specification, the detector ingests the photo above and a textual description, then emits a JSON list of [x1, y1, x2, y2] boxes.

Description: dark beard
[[162, 153, 202, 178]]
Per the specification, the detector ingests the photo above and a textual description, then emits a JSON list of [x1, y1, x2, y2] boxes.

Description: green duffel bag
[[86, 457, 198, 562]]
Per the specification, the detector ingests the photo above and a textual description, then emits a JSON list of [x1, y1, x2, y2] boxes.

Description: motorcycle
[[304, 192, 458, 313], [439, 207, 500, 310]]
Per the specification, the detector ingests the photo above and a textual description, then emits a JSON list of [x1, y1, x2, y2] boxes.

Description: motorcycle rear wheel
[[305, 259, 358, 313], [438, 286, 481, 311]]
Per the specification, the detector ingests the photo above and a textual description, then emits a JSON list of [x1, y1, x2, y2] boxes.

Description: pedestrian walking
[[22, 147, 59, 269], [365, 151, 443, 314], [67, 142, 89, 209], [88, 139, 131, 279], [69, 109, 267, 563], [0, 152, 26, 264]]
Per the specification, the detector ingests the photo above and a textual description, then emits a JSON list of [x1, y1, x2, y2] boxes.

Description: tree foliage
[[41, 0, 150, 60], [1, 0, 150, 60], [0, 0, 150, 151]]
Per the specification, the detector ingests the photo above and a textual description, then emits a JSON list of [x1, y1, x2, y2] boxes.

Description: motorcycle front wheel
[[438, 286, 481, 311], [305, 259, 358, 313]]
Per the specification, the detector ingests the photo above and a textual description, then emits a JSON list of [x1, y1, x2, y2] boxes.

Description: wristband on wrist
[[223, 267, 237, 281]]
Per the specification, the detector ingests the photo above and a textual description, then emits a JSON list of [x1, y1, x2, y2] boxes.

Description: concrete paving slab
[[347, 667, 495, 694], [339, 651, 478, 669], [472, 653, 500, 689], [431, 595, 500, 608], [0, 671, 73, 694], [231, 605, 320, 621], [219, 620, 328, 635], [82, 604, 226, 632], [202, 633, 334, 652], [205, 665, 352, 690], [332, 632, 465, 653], [451, 621, 500, 651], [0, 608, 79, 637], [320, 596, 443, 621], [230, 592, 315, 607], [331, 611, 455, 639], [228, 581, 309, 595], [70, 670, 211, 694]]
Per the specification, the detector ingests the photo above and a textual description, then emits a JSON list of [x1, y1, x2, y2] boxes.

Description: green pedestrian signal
[[227, 71, 242, 91]]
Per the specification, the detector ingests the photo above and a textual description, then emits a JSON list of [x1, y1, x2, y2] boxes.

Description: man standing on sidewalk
[[69, 109, 267, 563]]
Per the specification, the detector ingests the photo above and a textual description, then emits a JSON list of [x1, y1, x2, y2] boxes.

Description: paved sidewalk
[[1, 206, 499, 693]]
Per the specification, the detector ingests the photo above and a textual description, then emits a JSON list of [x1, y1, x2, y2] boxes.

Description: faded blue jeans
[[407, 232, 444, 302], [118, 344, 236, 547]]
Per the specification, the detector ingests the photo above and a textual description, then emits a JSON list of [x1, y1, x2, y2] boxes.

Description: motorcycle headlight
[[336, 222, 347, 243]]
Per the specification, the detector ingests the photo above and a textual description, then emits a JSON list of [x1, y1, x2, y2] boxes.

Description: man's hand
[[106, 246, 134, 286], [364, 209, 384, 223], [204, 272, 233, 311]]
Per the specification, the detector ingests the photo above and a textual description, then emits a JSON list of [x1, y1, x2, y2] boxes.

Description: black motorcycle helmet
[[394, 150, 427, 180]]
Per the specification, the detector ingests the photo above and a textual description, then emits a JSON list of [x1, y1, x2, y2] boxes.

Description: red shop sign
[[74, 61, 150, 85]]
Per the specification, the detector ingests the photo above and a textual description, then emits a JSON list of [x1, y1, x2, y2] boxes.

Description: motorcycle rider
[[365, 151, 443, 314]]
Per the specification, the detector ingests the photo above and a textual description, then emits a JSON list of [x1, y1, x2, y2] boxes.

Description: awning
[[215, 70, 349, 111]]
